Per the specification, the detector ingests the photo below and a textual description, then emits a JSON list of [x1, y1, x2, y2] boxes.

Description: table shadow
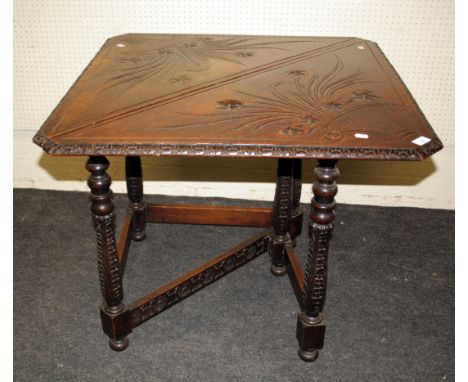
[[37, 153, 438, 186]]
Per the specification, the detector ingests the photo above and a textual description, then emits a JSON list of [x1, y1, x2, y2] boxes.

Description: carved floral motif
[[168, 56, 379, 139], [216, 99, 242, 110], [106, 36, 304, 92]]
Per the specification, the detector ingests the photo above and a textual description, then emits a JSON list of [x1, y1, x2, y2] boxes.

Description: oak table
[[33, 34, 443, 362]]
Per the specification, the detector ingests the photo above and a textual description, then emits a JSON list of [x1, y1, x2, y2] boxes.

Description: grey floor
[[14, 189, 454, 382]]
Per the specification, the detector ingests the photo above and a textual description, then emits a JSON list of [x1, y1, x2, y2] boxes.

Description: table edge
[[32, 131, 443, 161]]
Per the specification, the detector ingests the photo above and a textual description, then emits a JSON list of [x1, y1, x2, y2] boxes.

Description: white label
[[411, 136, 431, 146], [354, 133, 369, 139]]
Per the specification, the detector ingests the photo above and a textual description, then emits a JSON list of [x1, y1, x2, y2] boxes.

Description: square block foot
[[296, 312, 326, 355]]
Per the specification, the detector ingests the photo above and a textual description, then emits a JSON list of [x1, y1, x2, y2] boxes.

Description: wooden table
[[33, 33, 443, 362]]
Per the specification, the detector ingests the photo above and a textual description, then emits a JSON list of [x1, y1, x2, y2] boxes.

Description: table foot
[[130, 230, 146, 242], [109, 337, 129, 351], [270, 263, 287, 276], [298, 348, 319, 362], [296, 312, 325, 362]]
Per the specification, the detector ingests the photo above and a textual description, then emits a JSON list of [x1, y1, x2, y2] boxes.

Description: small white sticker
[[354, 133, 369, 139], [411, 136, 431, 146]]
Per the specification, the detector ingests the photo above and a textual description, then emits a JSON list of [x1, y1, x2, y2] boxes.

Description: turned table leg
[[125, 156, 146, 241], [270, 159, 293, 276], [296, 160, 339, 361], [86, 156, 129, 351]]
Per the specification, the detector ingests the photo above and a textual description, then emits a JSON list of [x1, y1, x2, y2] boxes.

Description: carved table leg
[[290, 159, 303, 247], [269, 159, 293, 276], [296, 160, 339, 361], [125, 156, 146, 241], [86, 156, 130, 351]]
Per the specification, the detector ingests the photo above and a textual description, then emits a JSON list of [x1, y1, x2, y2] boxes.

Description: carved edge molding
[[33, 131, 443, 160]]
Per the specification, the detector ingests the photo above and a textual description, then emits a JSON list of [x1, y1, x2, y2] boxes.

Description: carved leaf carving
[[105, 36, 307, 93], [166, 56, 379, 139]]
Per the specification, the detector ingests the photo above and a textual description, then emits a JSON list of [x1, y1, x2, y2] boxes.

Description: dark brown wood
[[86, 156, 129, 351], [86, 156, 122, 309], [125, 156, 146, 241], [285, 244, 305, 309], [290, 159, 303, 246], [269, 159, 293, 276], [296, 315, 325, 362], [33, 34, 442, 160], [31, 34, 445, 361], [129, 229, 271, 328], [297, 159, 339, 362], [145, 204, 273, 227], [117, 211, 133, 276], [99, 307, 132, 350]]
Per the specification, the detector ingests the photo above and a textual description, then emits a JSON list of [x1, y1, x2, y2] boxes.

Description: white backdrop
[[13, 0, 455, 209]]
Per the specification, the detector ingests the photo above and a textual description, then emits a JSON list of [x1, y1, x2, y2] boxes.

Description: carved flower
[[131, 311, 141, 326], [324, 131, 343, 141], [107, 37, 308, 94], [177, 282, 192, 298], [280, 126, 306, 135], [322, 102, 342, 110], [287, 69, 307, 77], [184, 41, 198, 48], [202, 268, 215, 285], [169, 75, 191, 84], [246, 246, 256, 260], [237, 52, 254, 57], [184, 37, 212, 48], [151, 295, 168, 314], [224, 256, 237, 271], [216, 99, 242, 110], [163, 56, 378, 138], [301, 114, 318, 126]]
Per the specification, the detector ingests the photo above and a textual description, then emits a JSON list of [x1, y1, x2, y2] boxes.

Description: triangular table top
[[33, 33, 442, 160]]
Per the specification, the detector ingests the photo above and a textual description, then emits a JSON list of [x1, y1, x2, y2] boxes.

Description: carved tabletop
[[33, 33, 442, 160]]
